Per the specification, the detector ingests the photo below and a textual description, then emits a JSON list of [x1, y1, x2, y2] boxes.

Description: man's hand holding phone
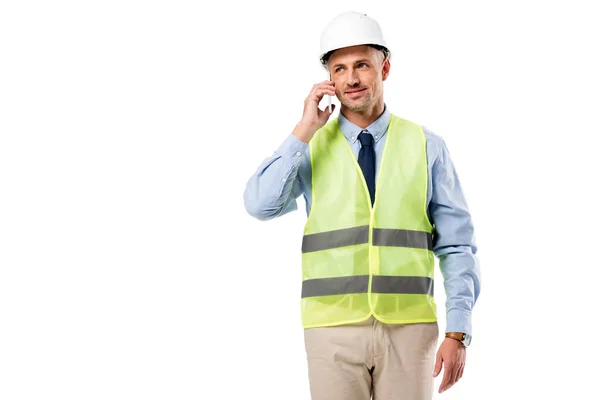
[[293, 81, 336, 143]]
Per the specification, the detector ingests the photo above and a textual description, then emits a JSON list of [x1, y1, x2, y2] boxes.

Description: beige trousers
[[303, 316, 439, 400]]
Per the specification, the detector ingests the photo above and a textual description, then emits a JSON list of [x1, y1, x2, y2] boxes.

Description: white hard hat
[[319, 11, 389, 69]]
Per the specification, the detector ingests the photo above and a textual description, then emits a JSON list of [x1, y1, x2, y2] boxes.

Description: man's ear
[[382, 58, 391, 81]]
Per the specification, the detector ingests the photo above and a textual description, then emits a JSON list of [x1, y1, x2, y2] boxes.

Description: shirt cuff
[[276, 133, 309, 160], [445, 308, 472, 336]]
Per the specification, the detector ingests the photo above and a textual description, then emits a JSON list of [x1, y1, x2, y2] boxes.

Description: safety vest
[[301, 114, 436, 328]]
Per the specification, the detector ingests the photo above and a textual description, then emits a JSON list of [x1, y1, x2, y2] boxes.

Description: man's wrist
[[292, 122, 317, 143], [445, 332, 471, 347]]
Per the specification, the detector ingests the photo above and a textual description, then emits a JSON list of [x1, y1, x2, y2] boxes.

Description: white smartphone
[[327, 73, 332, 112]]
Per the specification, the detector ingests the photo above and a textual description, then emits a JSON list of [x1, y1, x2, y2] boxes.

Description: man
[[244, 11, 481, 400]]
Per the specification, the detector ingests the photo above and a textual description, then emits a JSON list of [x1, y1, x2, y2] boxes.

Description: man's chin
[[342, 101, 370, 112]]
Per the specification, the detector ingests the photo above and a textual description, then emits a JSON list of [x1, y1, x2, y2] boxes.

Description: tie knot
[[358, 131, 373, 146]]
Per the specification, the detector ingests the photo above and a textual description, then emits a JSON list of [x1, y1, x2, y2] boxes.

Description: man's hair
[[321, 44, 391, 69]]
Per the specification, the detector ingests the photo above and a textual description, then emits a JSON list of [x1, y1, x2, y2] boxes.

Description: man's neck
[[340, 101, 385, 129]]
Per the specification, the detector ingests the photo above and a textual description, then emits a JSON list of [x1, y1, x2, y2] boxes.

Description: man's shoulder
[[421, 125, 444, 145], [419, 125, 447, 163]]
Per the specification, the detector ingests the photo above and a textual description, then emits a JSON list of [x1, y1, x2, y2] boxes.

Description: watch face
[[463, 334, 472, 346]]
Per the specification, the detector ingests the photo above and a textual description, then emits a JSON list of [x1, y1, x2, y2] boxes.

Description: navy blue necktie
[[357, 130, 375, 205]]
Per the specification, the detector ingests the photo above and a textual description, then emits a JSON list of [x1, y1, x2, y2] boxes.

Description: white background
[[1, 1, 599, 399]]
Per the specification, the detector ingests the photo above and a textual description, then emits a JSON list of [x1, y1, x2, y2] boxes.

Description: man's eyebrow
[[332, 59, 371, 69]]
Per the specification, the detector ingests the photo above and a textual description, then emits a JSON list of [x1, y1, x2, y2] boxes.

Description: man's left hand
[[432, 337, 466, 393]]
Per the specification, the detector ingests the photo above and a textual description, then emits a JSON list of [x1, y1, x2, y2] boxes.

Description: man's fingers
[[448, 360, 461, 391], [318, 103, 335, 116], [311, 81, 334, 90], [433, 352, 442, 377], [313, 86, 336, 97], [438, 361, 453, 393], [298, 81, 336, 132], [441, 357, 464, 393], [307, 87, 336, 103], [317, 87, 336, 97], [443, 357, 465, 392], [307, 82, 335, 100], [313, 82, 335, 93]]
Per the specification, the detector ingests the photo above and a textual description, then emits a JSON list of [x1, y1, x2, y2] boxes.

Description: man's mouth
[[345, 88, 367, 98], [346, 88, 366, 94]]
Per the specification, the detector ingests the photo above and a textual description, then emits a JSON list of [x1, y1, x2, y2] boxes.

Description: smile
[[345, 88, 367, 98]]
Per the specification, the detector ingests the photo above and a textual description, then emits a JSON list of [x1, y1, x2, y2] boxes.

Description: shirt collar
[[338, 103, 391, 144]]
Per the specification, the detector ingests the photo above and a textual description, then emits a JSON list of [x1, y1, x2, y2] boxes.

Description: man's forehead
[[329, 46, 378, 64]]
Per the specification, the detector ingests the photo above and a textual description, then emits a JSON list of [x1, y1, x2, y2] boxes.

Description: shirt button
[[375, 135, 379, 139], [296, 151, 301, 156], [281, 178, 286, 182], [351, 136, 356, 140]]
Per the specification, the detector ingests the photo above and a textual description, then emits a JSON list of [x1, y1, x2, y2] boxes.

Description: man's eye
[[335, 67, 343, 73], [358, 63, 368, 68]]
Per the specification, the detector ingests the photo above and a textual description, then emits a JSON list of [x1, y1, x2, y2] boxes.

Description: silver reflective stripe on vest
[[302, 275, 369, 298], [302, 226, 369, 253], [372, 228, 433, 250], [301, 275, 433, 298], [371, 276, 434, 296]]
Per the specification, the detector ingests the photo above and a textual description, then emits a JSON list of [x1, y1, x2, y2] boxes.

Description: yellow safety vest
[[301, 114, 436, 328]]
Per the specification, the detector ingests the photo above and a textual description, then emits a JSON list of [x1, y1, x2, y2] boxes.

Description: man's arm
[[244, 80, 337, 221], [429, 136, 481, 393], [431, 137, 481, 335]]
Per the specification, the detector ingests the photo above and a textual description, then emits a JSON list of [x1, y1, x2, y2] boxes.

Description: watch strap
[[445, 332, 466, 341]]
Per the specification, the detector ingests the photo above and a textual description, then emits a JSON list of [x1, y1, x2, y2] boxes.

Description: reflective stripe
[[371, 276, 434, 296], [301, 275, 433, 298], [372, 228, 433, 250], [303, 227, 432, 252], [302, 226, 369, 253], [302, 275, 369, 298]]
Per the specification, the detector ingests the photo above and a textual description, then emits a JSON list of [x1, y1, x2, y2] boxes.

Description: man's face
[[327, 45, 390, 113]]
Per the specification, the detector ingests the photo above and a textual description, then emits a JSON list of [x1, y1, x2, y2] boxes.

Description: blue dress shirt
[[243, 104, 481, 336]]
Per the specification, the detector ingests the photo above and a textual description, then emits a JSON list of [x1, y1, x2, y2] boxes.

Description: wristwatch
[[445, 332, 472, 347]]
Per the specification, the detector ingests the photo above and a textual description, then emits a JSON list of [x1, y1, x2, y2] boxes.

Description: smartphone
[[327, 73, 332, 112]]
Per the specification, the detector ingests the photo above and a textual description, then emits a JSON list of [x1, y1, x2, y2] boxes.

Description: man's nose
[[345, 69, 359, 86]]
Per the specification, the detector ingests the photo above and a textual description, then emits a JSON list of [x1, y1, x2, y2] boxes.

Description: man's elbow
[[244, 202, 275, 221], [243, 191, 279, 221]]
